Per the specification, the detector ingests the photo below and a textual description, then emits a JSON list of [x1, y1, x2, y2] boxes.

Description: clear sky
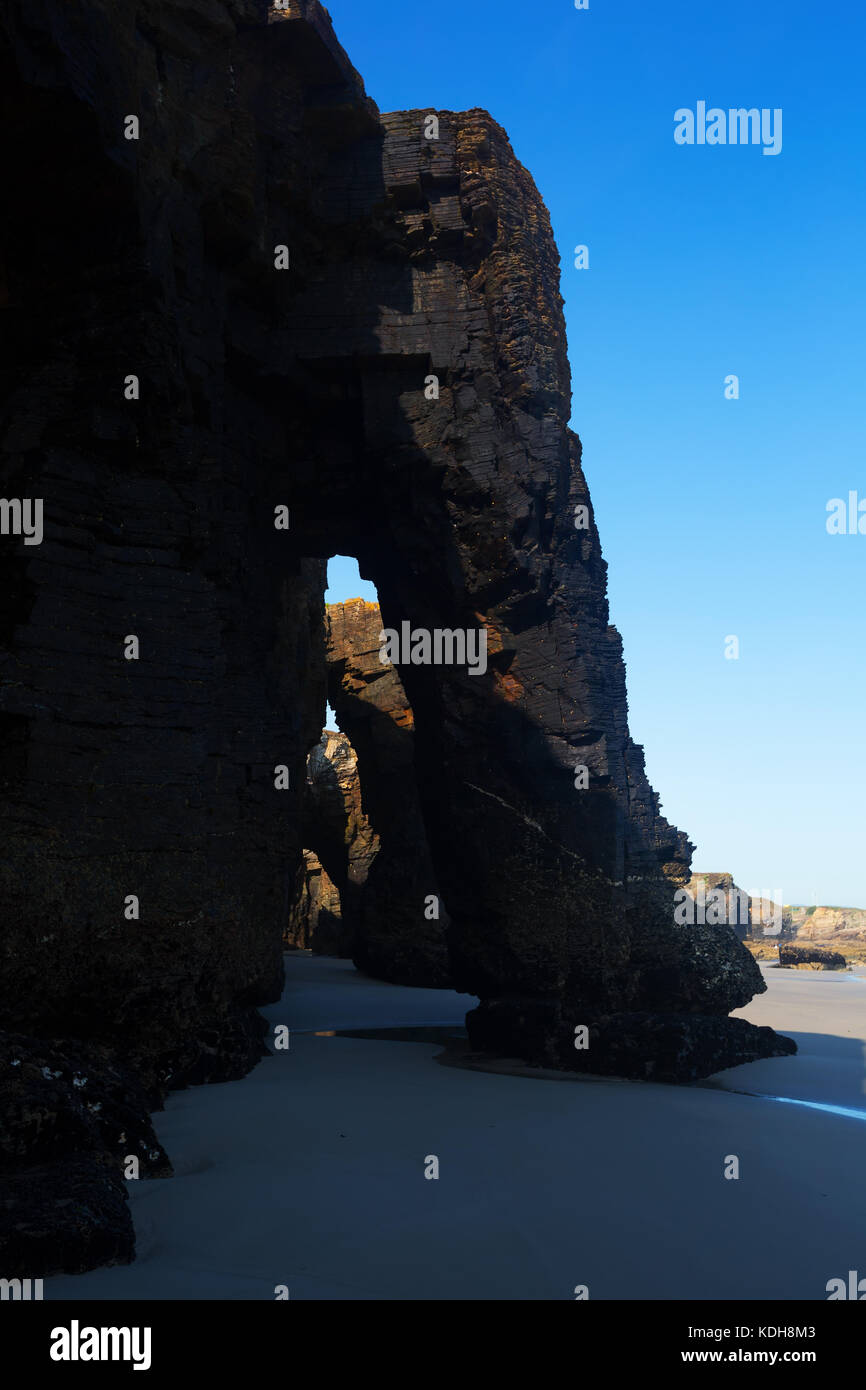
[[324, 555, 376, 731], [321, 0, 866, 907]]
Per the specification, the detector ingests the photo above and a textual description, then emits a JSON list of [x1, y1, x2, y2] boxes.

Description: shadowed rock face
[[286, 730, 380, 957], [326, 600, 450, 988], [0, 0, 791, 1272], [294, 98, 774, 1064], [779, 944, 847, 971], [286, 849, 345, 955], [0, 1033, 171, 1275]]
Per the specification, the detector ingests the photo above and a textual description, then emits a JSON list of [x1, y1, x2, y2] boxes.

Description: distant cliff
[[688, 875, 866, 960], [685, 873, 793, 939], [788, 904, 866, 943]]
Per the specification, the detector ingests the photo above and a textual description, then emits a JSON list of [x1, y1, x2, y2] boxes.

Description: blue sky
[[322, 0, 866, 907]]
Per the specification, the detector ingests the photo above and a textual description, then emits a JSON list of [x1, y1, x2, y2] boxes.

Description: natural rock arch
[[0, 0, 795, 1279]]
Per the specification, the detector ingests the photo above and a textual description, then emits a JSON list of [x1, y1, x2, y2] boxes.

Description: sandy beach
[[46, 957, 866, 1301]]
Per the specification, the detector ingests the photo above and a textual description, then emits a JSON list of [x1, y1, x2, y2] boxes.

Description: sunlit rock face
[[685, 873, 794, 941], [789, 904, 866, 951], [0, 0, 792, 1273]]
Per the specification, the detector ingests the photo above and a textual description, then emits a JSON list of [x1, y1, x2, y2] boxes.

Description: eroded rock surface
[[0, 1033, 171, 1276], [286, 849, 344, 954], [778, 944, 847, 971], [1, 0, 336, 1273], [285, 730, 380, 956], [0, 0, 792, 1273], [326, 600, 450, 987]]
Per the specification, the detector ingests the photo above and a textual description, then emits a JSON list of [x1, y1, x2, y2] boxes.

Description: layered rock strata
[[0, 0, 793, 1272], [325, 600, 450, 987], [286, 850, 344, 954], [789, 905, 866, 949], [285, 730, 380, 956], [1, 0, 336, 1273]]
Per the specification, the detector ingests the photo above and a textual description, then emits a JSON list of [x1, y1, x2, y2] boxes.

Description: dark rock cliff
[[0, 0, 792, 1274]]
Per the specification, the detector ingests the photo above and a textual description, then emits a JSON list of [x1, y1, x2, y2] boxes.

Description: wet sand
[[47, 957, 866, 1301]]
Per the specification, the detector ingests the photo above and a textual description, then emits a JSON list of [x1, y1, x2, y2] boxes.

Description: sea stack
[[0, 0, 794, 1276]]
